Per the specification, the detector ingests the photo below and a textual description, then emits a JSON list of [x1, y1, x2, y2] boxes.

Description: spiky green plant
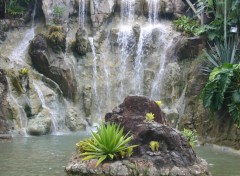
[[19, 68, 29, 75], [77, 123, 138, 167]]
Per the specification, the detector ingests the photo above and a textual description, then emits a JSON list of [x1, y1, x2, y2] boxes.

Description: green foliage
[[195, 0, 240, 41], [181, 128, 197, 148], [19, 68, 29, 75], [76, 123, 138, 167], [201, 63, 240, 126], [202, 39, 239, 74], [149, 141, 160, 152], [173, 16, 205, 36], [145, 112, 155, 122], [3, 0, 33, 17], [52, 4, 65, 24]]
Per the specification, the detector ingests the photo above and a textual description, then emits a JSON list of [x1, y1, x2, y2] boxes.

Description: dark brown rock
[[29, 34, 77, 101]]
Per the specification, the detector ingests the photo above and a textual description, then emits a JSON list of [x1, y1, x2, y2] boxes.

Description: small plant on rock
[[19, 68, 29, 75], [181, 128, 197, 148], [52, 4, 65, 24], [155, 101, 162, 107], [149, 141, 160, 152], [76, 123, 138, 167], [47, 25, 66, 52], [145, 112, 155, 122]]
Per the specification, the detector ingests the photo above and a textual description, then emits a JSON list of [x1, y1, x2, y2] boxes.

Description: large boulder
[[74, 28, 89, 55], [29, 34, 77, 101], [66, 96, 209, 176]]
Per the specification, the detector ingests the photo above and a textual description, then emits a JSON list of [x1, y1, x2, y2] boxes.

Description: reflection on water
[[0, 135, 240, 176]]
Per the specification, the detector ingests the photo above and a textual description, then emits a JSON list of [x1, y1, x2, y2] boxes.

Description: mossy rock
[[47, 25, 66, 52]]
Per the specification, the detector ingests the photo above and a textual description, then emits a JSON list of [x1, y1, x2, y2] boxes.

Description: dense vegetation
[[0, 0, 33, 18]]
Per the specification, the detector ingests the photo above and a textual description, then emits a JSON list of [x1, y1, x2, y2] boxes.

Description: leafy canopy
[[76, 123, 138, 167]]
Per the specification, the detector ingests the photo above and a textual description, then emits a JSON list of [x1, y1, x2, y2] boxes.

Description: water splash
[[79, 0, 85, 28], [148, 0, 159, 25], [121, 0, 135, 24]]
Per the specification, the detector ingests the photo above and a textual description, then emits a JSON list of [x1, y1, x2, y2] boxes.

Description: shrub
[[76, 123, 138, 167], [181, 128, 197, 148], [145, 112, 155, 122], [149, 141, 160, 152], [173, 16, 205, 36], [52, 4, 65, 24]]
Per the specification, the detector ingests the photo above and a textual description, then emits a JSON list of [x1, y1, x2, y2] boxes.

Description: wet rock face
[[0, 69, 11, 134], [90, 0, 116, 27], [29, 34, 77, 101], [74, 28, 89, 55]]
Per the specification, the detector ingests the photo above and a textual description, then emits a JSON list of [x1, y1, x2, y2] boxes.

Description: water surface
[[0, 134, 240, 176]]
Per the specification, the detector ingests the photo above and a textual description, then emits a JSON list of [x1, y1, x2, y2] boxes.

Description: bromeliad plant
[[201, 63, 240, 125], [76, 123, 138, 167], [149, 141, 160, 152], [145, 112, 155, 122]]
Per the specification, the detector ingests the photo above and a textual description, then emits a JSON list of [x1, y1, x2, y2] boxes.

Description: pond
[[0, 134, 240, 176]]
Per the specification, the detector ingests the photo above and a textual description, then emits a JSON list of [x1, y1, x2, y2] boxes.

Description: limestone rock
[[90, 0, 116, 27], [0, 69, 12, 134], [83, 85, 92, 117], [65, 108, 87, 131], [42, 0, 75, 24], [27, 109, 52, 135]]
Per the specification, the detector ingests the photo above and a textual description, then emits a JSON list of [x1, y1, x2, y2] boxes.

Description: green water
[[0, 134, 240, 176]]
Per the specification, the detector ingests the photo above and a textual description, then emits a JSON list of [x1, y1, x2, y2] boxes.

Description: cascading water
[[133, 27, 152, 95], [8, 0, 37, 66], [88, 37, 102, 117], [33, 82, 58, 133], [79, 0, 85, 28], [150, 26, 173, 100], [148, 0, 159, 25], [121, 0, 135, 24]]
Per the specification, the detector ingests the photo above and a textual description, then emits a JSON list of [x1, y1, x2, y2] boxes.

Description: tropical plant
[[76, 123, 138, 167], [202, 38, 239, 74], [173, 15, 205, 36], [47, 25, 66, 51], [195, 0, 240, 41], [181, 128, 197, 148], [201, 63, 240, 125], [145, 112, 155, 122], [149, 141, 160, 152]]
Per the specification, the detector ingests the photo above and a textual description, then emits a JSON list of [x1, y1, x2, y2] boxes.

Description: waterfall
[[88, 37, 102, 117], [150, 26, 173, 100], [79, 0, 85, 28], [8, 0, 37, 65], [133, 27, 153, 95], [33, 83, 58, 133], [121, 0, 135, 24], [148, 0, 159, 25], [9, 95, 28, 136]]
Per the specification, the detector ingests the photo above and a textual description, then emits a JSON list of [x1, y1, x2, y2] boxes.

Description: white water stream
[[79, 0, 85, 28]]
